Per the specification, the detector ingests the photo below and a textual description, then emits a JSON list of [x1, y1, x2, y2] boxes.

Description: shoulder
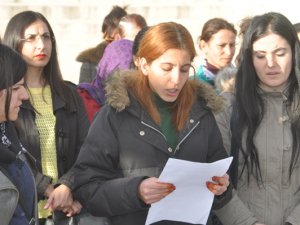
[[62, 81, 86, 110], [76, 42, 107, 64], [105, 69, 137, 112]]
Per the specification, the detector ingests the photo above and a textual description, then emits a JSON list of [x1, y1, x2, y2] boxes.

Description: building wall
[[0, 0, 299, 83]]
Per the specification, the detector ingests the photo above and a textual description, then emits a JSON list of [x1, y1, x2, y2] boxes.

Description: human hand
[[64, 200, 82, 217], [138, 177, 176, 205], [44, 184, 54, 198], [206, 173, 230, 196], [44, 184, 73, 211]]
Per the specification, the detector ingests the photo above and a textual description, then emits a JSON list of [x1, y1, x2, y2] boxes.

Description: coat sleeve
[[286, 204, 300, 224], [214, 190, 258, 225], [213, 107, 259, 225], [58, 84, 90, 190], [0, 172, 18, 225], [205, 112, 232, 209], [73, 106, 148, 217]]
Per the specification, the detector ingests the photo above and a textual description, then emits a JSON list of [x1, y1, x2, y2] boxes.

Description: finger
[[65, 208, 74, 217], [44, 196, 53, 210], [152, 182, 176, 191], [141, 183, 175, 196], [212, 175, 229, 187], [143, 188, 175, 204], [72, 204, 81, 214], [207, 182, 227, 195]]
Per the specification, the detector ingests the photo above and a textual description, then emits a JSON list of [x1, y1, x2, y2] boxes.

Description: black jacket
[[73, 71, 232, 225], [15, 81, 90, 199]]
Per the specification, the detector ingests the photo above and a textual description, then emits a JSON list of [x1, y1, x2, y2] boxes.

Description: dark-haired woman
[[215, 12, 300, 225], [0, 43, 38, 225], [3, 10, 89, 224]]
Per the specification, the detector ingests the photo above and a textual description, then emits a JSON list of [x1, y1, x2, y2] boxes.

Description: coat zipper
[[141, 120, 200, 155], [141, 121, 167, 141], [174, 121, 200, 154]]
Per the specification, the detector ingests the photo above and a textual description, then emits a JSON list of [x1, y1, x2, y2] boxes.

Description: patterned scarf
[[78, 39, 134, 105]]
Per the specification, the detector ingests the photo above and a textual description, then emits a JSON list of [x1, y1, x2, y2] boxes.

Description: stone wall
[[0, 0, 299, 83]]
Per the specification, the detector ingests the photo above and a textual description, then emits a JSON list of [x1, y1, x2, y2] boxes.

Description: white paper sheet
[[145, 157, 233, 225]]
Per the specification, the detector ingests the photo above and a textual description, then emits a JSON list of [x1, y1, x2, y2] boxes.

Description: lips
[[266, 72, 280, 75], [166, 89, 179, 97], [35, 54, 46, 59]]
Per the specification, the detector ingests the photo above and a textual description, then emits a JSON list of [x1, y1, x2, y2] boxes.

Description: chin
[[163, 97, 177, 102]]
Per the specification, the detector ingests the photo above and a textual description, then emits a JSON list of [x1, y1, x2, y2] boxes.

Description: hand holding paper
[[145, 157, 233, 225], [138, 177, 176, 205]]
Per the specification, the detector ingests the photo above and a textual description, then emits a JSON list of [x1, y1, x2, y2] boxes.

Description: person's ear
[[140, 57, 149, 76], [199, 40, 208, 54]]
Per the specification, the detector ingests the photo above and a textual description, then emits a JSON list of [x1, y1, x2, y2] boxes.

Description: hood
[[76, 41, 107, 64], [105, 70, 224, 113]]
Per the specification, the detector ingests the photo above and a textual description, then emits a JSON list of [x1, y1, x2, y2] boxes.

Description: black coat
[[73, 71, 231, 225], [15, 82, 90, 199]]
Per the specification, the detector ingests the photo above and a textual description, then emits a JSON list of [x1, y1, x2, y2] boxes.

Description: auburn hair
[[129, 22, 197, 131]]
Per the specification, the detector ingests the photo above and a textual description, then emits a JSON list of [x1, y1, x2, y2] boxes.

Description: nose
[[266, 54, 276, 68], [170, 69, 181, 85], [224, 44, 235, 57], [20, 86, 29, 100], [35, 36, 45, 49]]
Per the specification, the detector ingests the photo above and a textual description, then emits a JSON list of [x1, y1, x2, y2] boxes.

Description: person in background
[[77, 38, 134, 122], [3, 10, 90, 224], [293, 22, 300, 41], [76, 5, 127, 83], [118, 13, 147, 41], [196, 18, 237, 88], [215, 66, 237, 106], [214, 12, 300, 225], [235, 16, 252, 66], [73, 22, 232, 225], [0, 43, 38, 225]]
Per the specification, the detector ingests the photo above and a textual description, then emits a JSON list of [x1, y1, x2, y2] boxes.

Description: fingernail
[[212, 176, 220, 182]]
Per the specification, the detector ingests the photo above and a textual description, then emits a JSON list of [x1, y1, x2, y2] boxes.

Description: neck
[[25, 66, 45, 88]]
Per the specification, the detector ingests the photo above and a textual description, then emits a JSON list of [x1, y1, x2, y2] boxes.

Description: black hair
[[0, 44, 27, 120], [234, 12, 300, 184], [132, 26, 150, 56], [3, 10, 72, 110]]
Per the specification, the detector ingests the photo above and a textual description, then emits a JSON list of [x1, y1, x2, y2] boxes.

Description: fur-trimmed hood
[[105, 69, 224, 113], [76, 41, 107, 64]]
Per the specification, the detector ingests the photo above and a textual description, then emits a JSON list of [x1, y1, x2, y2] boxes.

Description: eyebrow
[[161, 62, 192, 67], [24, 32, 50, 36], [254, 47, 288, 54]]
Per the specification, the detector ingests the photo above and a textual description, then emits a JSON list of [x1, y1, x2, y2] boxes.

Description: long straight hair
[[3, 10, 72, 109], [0, 44, 27, 120], [234, 12, 300, 184], [129, 22, 197, 131]]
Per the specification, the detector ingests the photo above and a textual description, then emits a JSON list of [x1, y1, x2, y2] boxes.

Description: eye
[[180, 65, 191, 73], [42, 33, 51, 41], [161, 65, 173, 71], [254, 52, 265, 59], [230, 43, 236, 48], [218, 44, 227, 48], [12, 84, 24, 91], [276, 50, 286, 57], [24, 34, 36, 42]]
